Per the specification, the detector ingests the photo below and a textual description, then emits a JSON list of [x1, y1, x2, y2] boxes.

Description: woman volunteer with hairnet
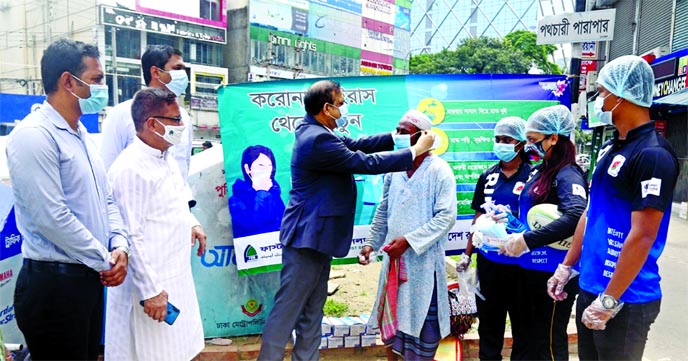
[[501, 105, 588, 360], [457, 116, 532, 359]]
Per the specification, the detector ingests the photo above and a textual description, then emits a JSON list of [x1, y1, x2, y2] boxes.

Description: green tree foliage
[[410, 31, 563, 75], [504, 30, 562, 74]]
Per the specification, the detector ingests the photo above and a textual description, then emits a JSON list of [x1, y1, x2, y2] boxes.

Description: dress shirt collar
[[132, 136, 168, 159], [39, 101, 86, 137]]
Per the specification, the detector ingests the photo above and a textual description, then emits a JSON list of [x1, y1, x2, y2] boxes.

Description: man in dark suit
[[258, 80, 436, 360]]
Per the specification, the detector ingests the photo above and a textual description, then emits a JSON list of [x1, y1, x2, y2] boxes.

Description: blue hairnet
[[597, 55, 655, 108], [494, 116, 526, 141], [526, 105, 575, 136]]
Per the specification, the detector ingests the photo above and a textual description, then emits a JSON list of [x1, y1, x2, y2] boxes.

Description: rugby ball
[[526, 203, 573, 250]]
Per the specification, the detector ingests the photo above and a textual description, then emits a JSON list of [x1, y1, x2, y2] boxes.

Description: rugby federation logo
[[513, 182, 525, 195], [607, 155, 626, 177]]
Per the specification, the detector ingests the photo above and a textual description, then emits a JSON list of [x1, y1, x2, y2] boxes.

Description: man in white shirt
[[100, 45, 192, 180], [104, 87, 206, 361]]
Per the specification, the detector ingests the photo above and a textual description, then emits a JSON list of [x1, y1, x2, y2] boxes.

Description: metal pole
[[266, 33, 272, 80], [111, 27, 119, 104]]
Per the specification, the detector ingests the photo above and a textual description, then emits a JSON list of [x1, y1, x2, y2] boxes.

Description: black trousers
[[258, 246, 332, 361], [475, 253, 522, 361], [511, 268, 579, 361], [576, 290, 660, 361], [14, 259, 104, 361]]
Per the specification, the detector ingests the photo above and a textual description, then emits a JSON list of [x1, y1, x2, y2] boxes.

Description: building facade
[[2, 0, 417, 139], [0, 0, 229, 140], [410, 0, 540, 54], [238, 0, 413, 81]]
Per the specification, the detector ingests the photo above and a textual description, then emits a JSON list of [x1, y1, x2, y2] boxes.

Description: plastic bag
[[448, 268, 478, 338], [473, 201, 527, 251]]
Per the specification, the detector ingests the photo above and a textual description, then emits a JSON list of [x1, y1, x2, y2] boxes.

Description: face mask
[[525, 138, 548, 158], [327, 103, 349, 128], [593, 95, 621, 126], [250, 169, 272, 183], [493, 143, 518, 162], [70, 75, 108, 114], [159, 68, 189, 97], [154, 119, 186, 145], [393, 131, 420, 150]]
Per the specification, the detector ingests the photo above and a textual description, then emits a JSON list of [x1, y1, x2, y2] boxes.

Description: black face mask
[[526, 135, 551, 157]]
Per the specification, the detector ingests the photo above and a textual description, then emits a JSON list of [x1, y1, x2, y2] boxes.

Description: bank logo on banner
[[243, 245, 259, 263], [0, 208, 22, 262], [241, 298, 263, 317]]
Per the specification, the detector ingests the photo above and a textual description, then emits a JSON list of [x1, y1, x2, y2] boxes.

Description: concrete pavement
[[643, 205, 688, 361]]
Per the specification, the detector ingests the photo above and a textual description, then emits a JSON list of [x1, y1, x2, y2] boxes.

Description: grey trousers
[[258, 246, 331, 361]]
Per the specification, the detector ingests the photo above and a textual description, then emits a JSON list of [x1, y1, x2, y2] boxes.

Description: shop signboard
[[537, 9, 615, 44], [100, 5, 227, 44]]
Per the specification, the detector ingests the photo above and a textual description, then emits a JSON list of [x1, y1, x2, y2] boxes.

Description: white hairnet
[[401, 109, 432, 130], [526, 105, 575, 136], [494, 116, 526, 141], [597, 55, 655, 108]]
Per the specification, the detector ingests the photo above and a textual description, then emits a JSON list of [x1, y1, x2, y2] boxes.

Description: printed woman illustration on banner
[[229, 145, 286, 238]]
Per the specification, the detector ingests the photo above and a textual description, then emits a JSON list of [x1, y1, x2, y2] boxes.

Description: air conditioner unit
[[586, 71, 598, 93], [640, 46, 670, 63]]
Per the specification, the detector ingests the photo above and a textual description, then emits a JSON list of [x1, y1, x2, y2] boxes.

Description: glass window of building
[[105, 61, 142, 106], [200, 0, 221, 21], [105, 26, 141, 59], [147, 33, 182, 50], [194, 74, 224, 96], [183, 40, 224, 67]]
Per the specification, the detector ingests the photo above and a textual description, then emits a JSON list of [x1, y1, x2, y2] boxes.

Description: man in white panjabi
[[105, 87, 206, 361]]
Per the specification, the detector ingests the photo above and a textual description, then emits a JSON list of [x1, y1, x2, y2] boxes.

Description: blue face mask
[[327, 103, 349, 129], [493, 143, 518, 162], [393, 131, 420, 149], [70, 74, 108, 114]]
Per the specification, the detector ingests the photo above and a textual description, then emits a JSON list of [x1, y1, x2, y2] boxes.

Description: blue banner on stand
[[0, 93, 100, 133], [0, 184, 26, 344]]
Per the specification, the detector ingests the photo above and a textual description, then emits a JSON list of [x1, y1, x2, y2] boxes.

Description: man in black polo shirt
[[547, 55, 679, 360]]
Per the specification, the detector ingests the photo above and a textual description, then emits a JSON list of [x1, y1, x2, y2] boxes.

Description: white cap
[[401, 109, 432, 130]]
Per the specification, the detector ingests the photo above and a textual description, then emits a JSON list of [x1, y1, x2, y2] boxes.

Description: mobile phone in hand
[[140, 300, 181, 325]]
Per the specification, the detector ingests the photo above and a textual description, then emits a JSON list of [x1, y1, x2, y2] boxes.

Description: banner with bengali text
[[218, 74, 571, 275]]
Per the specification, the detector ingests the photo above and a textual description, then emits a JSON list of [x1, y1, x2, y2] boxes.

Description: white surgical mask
[[159, 68, 189, 97], [250, 169, 272, 183], [327, 103, 349, 128], [593, 95, 621, 126], [154, 118, 186, 145]]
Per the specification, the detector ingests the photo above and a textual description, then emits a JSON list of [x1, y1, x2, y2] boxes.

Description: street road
[[643, 209, 688, 361]]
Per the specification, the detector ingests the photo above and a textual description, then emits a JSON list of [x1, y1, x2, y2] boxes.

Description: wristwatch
[[113, 246, 131, 258], [599, 293, 619, 309]]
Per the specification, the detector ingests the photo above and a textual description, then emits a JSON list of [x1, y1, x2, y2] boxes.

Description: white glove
[[546, 263, 579, 301], [581, 296, 623, 330], [455, 253, 471, 272], [499, 233, 529, 257]]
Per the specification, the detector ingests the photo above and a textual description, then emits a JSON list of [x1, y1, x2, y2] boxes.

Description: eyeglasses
[[152, 115, 183, 123]]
